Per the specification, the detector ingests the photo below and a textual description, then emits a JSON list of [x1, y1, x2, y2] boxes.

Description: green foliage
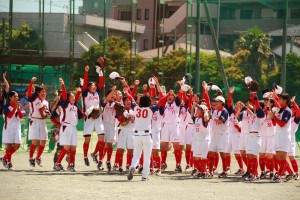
[[0, 23, 39, 51], [286, 53, 300, 97]]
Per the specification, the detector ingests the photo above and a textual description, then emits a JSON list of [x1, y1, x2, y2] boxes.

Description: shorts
[[226, 134, 241, 154], [209, 132, 228, 153], [161, 123, 180, 143], [151, 129, 160, 149], [83, 117, 104, 136], [192, 139, 210, 159], [28, 119, 48, 140], [117, 128, 134, 149], [275, 132, 291, 153], [179, 124, 194, 145], [2, 127, 22, 144], [239, 133, 248, 151], [104, 123, 116, 143], [246, 134, 261, 156], [288, 137, 296, 156], [259, 135, 275, 154], [59, 125, 77, 146]]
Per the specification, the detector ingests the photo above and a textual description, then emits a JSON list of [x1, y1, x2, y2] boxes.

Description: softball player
[[27, 77, 51, 167], [1, 91, 24, 170]]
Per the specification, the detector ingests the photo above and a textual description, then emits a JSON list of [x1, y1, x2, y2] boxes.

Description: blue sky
[[0, 0, 83, 13]]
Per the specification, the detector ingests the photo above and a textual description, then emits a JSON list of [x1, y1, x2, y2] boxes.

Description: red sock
[[252, 157, 258, 176], [93, 141, 103, 155], [235, 155, 243, 169], [196, 160, 202, 172], [174, 149, 182, 166], [139, 153, 144, 166], [83, 142, 89, 158], [242, 156, 248, 167], [291, 159, 299, 173], [200, 159, 208, 173], [114, 150, 121, 166], [278, 159, 287, 176], [99, 143, 105, 160], [6, 149, 12, 163], [208, 156, 215, 173], [185, 150, 191, 166], [126, 153, 133, 167], [150, 155, 154, 169], [3, 148, 17, 160], [36, 145, 45, 159], [57, 148, 68, 164], [106, 147, 113, 162], [118, 151, 124, 168], [69, 150, 76, 165], [226, 155, 231, 170], [274, 158, 279, 171], [221, 157, 227, 172], [190, 151, 194, 167], [285, 161, 293, 175], [214, 153, 219, 168], [247, 158, 253, 173], [267, 158, 275, 172], [29, 144, 36, 158], [259, 157, 265, 172], [161, 150, 167, 165], [155, 156, 161, 169]]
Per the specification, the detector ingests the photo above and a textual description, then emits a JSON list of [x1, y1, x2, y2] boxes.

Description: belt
[[31, 117, 44, 120], [134, 130, 149, 133], [249, 131, 258, 134], [134, 130, 150, 136]]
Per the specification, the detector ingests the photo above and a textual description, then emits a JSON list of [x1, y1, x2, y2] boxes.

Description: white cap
[[148, 77, 156, 86], [263, 92, 270, 99], [109, 71, 120, 79], [214, 96, 225, 104], [197, 104, 208, 111], [181, 84, 190, 92], [245, 76, 253, 85]]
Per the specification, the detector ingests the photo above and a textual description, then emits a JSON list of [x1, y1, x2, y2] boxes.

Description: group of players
[[0, 60, 299, 182]]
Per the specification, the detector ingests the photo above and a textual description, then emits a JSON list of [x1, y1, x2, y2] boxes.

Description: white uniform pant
[[130, 134, 153, 178]]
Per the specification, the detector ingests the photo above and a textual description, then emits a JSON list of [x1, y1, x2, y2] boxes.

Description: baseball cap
[[214, 96, 225, 104], [196, 104, 208, 111]]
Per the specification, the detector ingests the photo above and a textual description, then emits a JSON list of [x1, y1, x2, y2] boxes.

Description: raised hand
[[31, 77, 37, 82], [59, 78, 64, 84], [85, 65, 89, 72], [134, 80, 140, 85], [291, 96, 296, 103], [230, 86, 235, 93]]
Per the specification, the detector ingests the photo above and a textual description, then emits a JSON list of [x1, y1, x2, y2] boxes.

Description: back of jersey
[[134, 106, 153, 131]]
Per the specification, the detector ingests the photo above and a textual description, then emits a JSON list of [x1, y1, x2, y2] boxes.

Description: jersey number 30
[[136, 109, 148, 118]]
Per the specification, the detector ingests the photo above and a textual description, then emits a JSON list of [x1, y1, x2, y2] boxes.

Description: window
[[220, 7, 235, 20], [240, 9, 253, 19], [291, 9, 300, 18], [145, 9, 150, 20], [143, 39, 149, 50], [120, 11, 131, 21], [137, 9, 141, 20]]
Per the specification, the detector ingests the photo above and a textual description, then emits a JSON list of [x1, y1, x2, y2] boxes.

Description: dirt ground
[[1, 134, 300, 200]]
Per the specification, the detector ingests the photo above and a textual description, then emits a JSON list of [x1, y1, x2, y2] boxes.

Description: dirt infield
[[1, 134, 300, 200], [0, 150, 299, 200]]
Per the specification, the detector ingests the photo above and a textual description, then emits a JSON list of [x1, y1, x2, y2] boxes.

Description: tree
[[235, 26, 272, 82], [77, 36, 144, 90], [0, 23, 39, 52], [286, 53, 300, 97]]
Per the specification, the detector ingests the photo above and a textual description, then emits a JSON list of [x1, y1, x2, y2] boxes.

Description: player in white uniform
[[81, 65, 104, 167], [158, 90, 182, 172], [243, 92, 265, 181], [208, 95, 229, 178], [27, 77, 51, 167], [178, 89, 194, 172], [100, 86, 117, 171], [1, 91, 24, 170], [225, 87, 245, 175], [54, 78, 88, 172], [191, 103, 211, 179], [270, 93, 293, 182], [112, 92, 135, 173], [258, 98, 276, 179], [127, 94, 158, 181], [288, 97, 300, 180]]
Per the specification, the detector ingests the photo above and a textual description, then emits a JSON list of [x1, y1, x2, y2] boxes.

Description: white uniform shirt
[[29, 96, 50, 119], [82, 91, 100, 112], [228, 113, 240, 134], [275, 107, 292, 134], [162, 102, 180, 123], [260, 115, 275, 136], [240, 110, 251, 134], [134, 106, 154, 131], [194, 117, 210, 140], [210, 107, 229, 134], [3, 104, 22, 129], [60, 103, 82, 126], [102, 101, 116, 125], [179, 106, 193, 125]]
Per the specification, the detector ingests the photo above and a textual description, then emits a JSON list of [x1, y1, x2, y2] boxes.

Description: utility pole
[[281, 0, 288, 92], [195, 0, 201, 94], [103, 0, 107, 56]]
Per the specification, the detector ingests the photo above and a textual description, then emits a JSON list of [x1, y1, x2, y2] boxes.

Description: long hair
[[139, 94, 151, 108], [8, 91, 18, 102]]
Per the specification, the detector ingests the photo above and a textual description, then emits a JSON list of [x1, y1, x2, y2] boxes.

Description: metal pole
[[103, 0, 107, 56], [8, 0, 13, 51], [195, 0, 201, 94], [281, 0, 288, 92], [130, 0, 133, 75], [217, 0, 220, 44], [2, 18, 5, 49], [204, 0, 229, 95]]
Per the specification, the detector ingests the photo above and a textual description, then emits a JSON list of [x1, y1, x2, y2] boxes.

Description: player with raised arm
[[127, 94, 158, 181], [81, 65, 104, 167], [27, 77, 51, 167], [54, 78, 90, 172]]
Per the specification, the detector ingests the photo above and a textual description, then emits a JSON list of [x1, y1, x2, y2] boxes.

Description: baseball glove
[[95, 56, 107, 70], [51, 128, 60, 143], [247, 80, 259, 92], [89, 109, 101, 119], [114, 102, 125, 118]]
